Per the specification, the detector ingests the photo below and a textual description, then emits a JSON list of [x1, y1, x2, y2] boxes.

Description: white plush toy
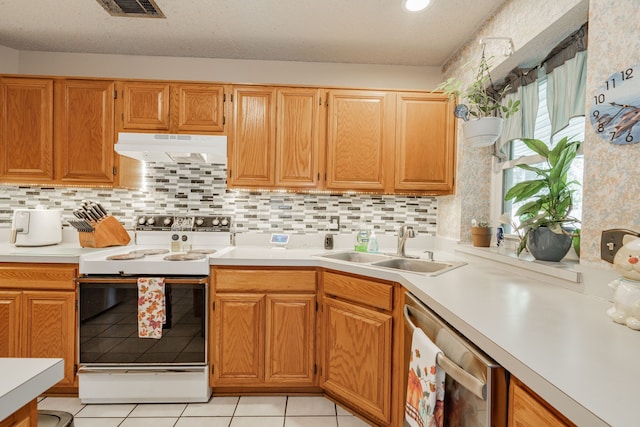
[[608, 236, 640, 330]]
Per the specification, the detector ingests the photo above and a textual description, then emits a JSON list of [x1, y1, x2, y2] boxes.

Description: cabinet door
[[212, 293, 265, 385], [326, 90, 395, 192], [509, 378, 575, 427], [229, 86, 276, 187], [0, 291, 21, 358], [22, 291, 76, 388], [322, 297, 392, 423], [395, 92, 456, 193], [0, 400, 37, 427], [174, 84, 225, 133], [275, 88, 321, 188], [0, 77, 54, 182], [54, 79, 115, 184], [120, 81, 170, 131], [265, 294, 316, 385]]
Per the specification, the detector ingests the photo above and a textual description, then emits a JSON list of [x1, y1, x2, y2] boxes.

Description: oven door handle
[[76, 277, 208, 285], [404, 304, 487, 401], [78, 367, 206, 374]]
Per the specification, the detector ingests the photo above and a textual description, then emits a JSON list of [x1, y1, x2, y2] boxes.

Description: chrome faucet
[[397, 225, 416, 257]]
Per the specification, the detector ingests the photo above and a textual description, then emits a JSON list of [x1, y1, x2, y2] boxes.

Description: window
[[494, 76, 584, 234]]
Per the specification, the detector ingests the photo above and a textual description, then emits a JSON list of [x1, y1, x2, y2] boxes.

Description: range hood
[[115, 132, 227, 164]]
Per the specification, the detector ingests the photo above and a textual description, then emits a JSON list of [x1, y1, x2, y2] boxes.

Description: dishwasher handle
[[404, 304, 487, 401]]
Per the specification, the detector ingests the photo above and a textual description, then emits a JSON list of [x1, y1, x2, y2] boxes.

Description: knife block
[[78, 215, 131, 248]]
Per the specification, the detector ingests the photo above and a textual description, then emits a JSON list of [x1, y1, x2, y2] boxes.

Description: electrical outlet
[[601, 229, 640, 263], [329, 215, 340, 231]]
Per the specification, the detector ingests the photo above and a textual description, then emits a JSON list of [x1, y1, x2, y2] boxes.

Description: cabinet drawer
[[0, 264, 77, 290], [322, 271, 393, 311], [214, 268, 317, 293]]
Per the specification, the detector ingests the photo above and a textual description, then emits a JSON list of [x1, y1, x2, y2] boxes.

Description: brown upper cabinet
[[228, 86, 322, 189], [1, 74, 455, 194], [228, 86, 276, 187], [326, 90, 395, 192], [0, 77, 54, 182], [54, 79, 116, 184], [394, 92, 456, 194], [0, 76, 117, 186], [275, 87, 322, 188], [118, 81, 225, 134]]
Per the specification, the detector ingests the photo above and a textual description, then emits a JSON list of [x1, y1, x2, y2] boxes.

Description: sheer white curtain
[[496, 74, 539, 157], [546, 50, 588, 135], [495, 23, 587, 155]]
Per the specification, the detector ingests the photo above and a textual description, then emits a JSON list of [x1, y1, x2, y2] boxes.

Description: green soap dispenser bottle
[[355, 222, 370, 252]]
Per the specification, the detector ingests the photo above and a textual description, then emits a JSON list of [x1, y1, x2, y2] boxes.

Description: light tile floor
[[37, 395, 374, 427]]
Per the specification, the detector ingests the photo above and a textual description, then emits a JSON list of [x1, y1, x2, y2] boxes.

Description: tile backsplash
[[0, 163, 437, 235]]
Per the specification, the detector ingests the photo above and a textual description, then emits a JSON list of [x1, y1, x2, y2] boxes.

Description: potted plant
[[503, 137, 581, 261], [435, 55, 520, 147], [471, 219, 492, 247]]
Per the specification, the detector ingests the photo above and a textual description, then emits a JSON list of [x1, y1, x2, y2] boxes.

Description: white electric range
[[76, 215, 233, 404]]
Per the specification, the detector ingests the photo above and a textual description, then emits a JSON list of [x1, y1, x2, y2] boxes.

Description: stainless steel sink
[[318, 251, 465, 276], [371, 258, 466, 276], [319, 251, 391, 263]]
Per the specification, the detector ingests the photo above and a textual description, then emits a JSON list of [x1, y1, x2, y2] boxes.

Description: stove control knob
[[195, 218, 204, 226], [147, 217, 155, 225], [163, 217, 172, 226], [221, 218, 229, 226], [138, 217, 146, 225], [212, 218, 220, 226]]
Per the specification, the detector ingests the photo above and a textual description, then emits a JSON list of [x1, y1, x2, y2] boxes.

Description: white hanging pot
[[462, 117, 504, 147]]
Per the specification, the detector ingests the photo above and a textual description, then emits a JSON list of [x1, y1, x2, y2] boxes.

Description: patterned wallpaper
[[0, 163, 438, 236], [580, 0, 640, 263], [439, 0, 640, 264], [438, 0, 585, 244]]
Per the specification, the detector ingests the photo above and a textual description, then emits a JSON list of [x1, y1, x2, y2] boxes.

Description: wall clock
[[590, 65, 640, 145]]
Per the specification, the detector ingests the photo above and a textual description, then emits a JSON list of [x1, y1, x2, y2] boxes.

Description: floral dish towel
[[405, 327, 445, 427], [137, 277, 166, 339]]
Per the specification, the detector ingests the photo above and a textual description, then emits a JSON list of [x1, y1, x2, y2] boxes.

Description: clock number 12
[[594, 68, 635, 105], [604, 67, 634, 90]]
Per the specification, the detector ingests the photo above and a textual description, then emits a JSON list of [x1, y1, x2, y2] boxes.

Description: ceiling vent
[[96, 0, 165, 18]]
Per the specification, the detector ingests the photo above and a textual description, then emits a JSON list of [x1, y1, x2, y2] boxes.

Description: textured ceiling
[[0, 0, 506, 66]]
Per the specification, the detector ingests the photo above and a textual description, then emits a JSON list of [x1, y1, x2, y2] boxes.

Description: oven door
[[77, 276, 208, 366]]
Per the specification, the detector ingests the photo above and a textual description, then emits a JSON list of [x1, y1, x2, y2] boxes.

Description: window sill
[[454, 244, 582, 283]]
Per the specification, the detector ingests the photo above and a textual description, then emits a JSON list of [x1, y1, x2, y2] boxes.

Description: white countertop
[[0, 358, 64, 421], [211, 243, 626, 427], [0, 232, 630, 426]]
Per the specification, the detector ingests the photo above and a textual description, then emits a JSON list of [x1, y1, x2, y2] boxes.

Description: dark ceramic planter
[[527, 227, 573, 261]]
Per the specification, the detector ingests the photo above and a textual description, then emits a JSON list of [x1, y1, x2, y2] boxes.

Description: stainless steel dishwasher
[[403, 292, 508, 427]]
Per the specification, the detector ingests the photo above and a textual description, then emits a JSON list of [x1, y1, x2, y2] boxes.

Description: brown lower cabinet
[[0, 400, 37, 427], [210, 267, 318, 390], [0, 264, 77, 394], [320, 270, 405, 426], [0, 262, 576, 425], [208, 267, 412, 425], [509, 377, 576, 427]]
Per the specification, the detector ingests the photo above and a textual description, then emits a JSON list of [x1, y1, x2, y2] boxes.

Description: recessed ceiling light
[[401, 0, 431, 13]]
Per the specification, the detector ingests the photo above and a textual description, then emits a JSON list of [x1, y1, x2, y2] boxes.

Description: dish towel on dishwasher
[[137, 277, 166, 339], [405, 327, 445, 427]]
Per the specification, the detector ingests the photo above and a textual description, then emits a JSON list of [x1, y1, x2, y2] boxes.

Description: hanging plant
[[436, 54, 520, 121]]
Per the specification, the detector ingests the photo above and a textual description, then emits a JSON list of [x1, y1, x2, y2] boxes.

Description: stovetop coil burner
[[129, 249, 170, 256], [106, 253, 146, 261], [164, 253, 206, 261]]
